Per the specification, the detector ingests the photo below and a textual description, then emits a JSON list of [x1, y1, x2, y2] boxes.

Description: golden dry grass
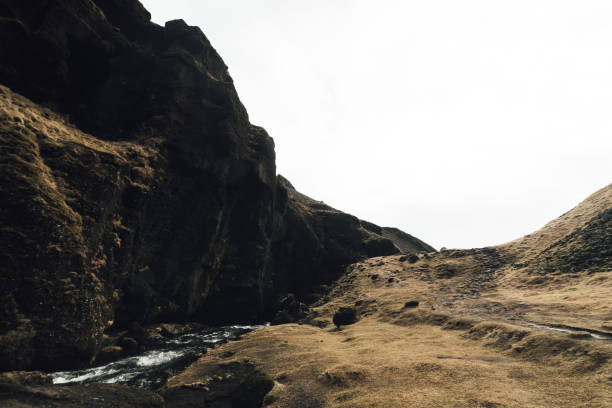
[[166, 250, 611, 407], [170, 319, 610, 407], [167, 184, 611, 407]]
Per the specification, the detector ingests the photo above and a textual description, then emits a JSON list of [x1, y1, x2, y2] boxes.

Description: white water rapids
[[50, 324, 268, 389]]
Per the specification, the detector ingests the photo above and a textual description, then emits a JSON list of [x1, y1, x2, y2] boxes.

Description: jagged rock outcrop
[[0, 0, 432, 370], [269, 176, 403, 302]]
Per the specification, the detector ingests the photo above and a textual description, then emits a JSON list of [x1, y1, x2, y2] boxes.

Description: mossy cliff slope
[[0, 0, 432, 370]]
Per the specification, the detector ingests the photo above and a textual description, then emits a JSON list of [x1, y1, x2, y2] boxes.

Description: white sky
[[140, 0, 612, 249]]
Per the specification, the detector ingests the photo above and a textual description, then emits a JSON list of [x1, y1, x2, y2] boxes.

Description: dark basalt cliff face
[[0, 0, 432, 371]]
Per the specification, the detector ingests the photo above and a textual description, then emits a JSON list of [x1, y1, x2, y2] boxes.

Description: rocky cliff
[[0, 0, 432, 370]]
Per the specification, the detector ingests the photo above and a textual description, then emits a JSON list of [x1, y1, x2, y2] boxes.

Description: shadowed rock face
[[0, 0, 430, 370]]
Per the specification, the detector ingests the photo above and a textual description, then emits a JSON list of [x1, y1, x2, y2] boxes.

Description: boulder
[[333, 307, 359, 327], [118, 336, 139, 351]]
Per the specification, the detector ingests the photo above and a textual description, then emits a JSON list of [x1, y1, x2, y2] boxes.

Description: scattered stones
[[371, 274, 379, 281], [435, 264, 456, 279], [333, 307, 359, 327], [404, 301, 419, 308]]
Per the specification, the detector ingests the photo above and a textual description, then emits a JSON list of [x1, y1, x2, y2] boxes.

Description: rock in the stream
[[95, 345, 125, 364]]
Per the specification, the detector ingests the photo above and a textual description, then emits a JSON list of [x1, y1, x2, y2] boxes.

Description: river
[[50, 324, 268, 390]]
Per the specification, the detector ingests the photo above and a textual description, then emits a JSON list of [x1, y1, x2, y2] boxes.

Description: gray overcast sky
[[140, 0, 612, 250]]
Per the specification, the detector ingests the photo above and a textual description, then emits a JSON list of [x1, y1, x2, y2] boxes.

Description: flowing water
[[50, 324, 268, 390], [524, 322, 612, 341]]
